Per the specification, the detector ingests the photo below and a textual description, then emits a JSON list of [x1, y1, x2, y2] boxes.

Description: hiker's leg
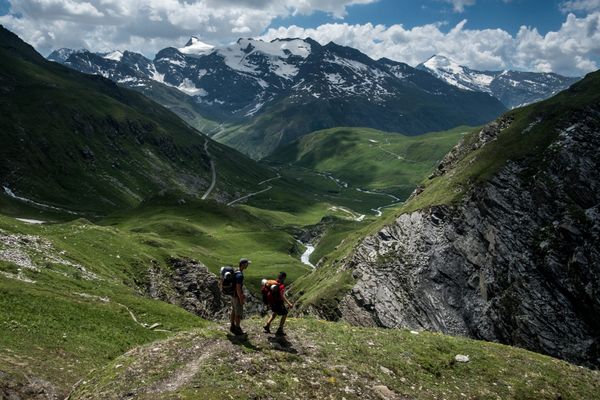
[[278, 314, 287, 328], [232, 296, 243, 328], [266, 312, 276, 326]]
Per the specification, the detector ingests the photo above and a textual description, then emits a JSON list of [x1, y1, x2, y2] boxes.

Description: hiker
[[221, 258, 250, 336], [263, 272, 293, 336]]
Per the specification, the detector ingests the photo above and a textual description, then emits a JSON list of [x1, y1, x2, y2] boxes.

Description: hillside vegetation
[[292, 70, 600, 321], [2, 25, 597, 400], [71, 318, 600, 400], [0, 25, 268, 215], [0, 200, 311, 397], [398, 69, 600, 215], [268, 126, 468, 199]]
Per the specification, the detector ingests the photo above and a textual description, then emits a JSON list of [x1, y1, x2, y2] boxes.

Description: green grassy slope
[[397, 69, 600, 214], [0, 214, 206, 396], [0, 196, 312, 395], [71, 318, 600, 400], [292, 70, 600, 314], [268, 126, 468, 199], [102, 197, 312, 290], [213, 87, 503, 160], [133, 80, 229, 135], [0, 26, 269, 215]]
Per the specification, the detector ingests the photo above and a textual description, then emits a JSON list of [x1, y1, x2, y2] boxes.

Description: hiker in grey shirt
[[230, 258, 250, 335]]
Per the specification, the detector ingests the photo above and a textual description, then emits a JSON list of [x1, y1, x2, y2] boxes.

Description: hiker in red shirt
[[263, 272, 293, 336]]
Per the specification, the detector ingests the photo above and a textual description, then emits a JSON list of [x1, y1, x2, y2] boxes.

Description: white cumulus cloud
[[0, 0, 376, 55], [444, 0, 477, 12], [1, 0, 599, 76], [260, 12, 600, 76], [560, 0, 600, 12]]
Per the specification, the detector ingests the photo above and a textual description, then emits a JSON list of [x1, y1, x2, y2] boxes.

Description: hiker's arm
[[236, 283, 245, 304], [282, 292, 293, 308]]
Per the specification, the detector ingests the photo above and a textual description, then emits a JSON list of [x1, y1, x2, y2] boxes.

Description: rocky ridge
[[144, 257, 262, 321], [334, 107, 600, 367], [417, 55, 580, 108], [48, 38, 506, 157]]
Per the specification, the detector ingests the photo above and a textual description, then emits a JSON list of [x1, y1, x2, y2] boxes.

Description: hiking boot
[[275, 327, 286, 336], [263, 324, 271, 334]]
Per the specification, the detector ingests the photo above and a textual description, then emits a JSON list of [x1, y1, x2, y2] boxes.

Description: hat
[[239, 258, 251, 265]]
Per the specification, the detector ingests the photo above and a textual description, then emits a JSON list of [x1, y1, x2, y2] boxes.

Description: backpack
[[220, 266, 236, 296], [260, 279, 282, 305]]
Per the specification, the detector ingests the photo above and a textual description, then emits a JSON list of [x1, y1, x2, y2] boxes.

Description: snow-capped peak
[[215, 38, 312, 79], [103, 50, 123, 62], [423, 55, 465, 76], [237, 38, 312, 59], [179, 36, 214, 56], [47, 48, 87, 63], [419, 54, 494, 92]]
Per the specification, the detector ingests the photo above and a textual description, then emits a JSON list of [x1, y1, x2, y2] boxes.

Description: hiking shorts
[[232, 296, 243, 317], [271, 302, 288, 316]]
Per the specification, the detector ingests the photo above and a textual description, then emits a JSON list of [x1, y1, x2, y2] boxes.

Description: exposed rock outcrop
[[0, 372, 58, 400], [144, 257, 262, 320], [337, 110, 600, 367]]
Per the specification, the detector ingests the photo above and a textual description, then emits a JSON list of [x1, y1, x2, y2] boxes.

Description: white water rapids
[[298, 241, 316, 269]]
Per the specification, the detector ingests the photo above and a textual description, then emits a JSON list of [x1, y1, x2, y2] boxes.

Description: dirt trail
[[147, 340, 222, 393], [227, 185, 273, 206], [201, 139, 216, 200]]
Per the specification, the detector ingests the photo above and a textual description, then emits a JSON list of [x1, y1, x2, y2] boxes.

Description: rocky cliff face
[[336, 109, 600, 367], [145, 257, 262, 320]]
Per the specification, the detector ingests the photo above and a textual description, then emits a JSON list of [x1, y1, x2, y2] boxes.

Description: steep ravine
[[333, 110, 600, 367]]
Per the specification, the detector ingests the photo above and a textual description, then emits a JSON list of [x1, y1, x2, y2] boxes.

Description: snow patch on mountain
[[48, 48, 85, 63], [217, 44, 257, 74], [421, 55, 494, 92], [215, 38, 311, 78], [418, 55, 579, 108], [244, 101, 265, 116], [103, 50, 123, 62], [149, 65, 165, 83], [328, 55, 369, 74], [177, 78, 207, 96], [326, 73, 345, 85], [179, 37, 214, 56], [240, 38, 312, 59]]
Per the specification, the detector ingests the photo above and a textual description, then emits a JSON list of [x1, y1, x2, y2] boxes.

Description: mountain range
[[49, 37, 508, 158], [418, 54, 579, 108], [298, 69, 600, 368], [48, 38, 580, 159], [0, 25, 269, 215], [1, 23, 599, 400]]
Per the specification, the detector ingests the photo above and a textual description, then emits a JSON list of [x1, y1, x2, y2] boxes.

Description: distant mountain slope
[[296, 70, 600, 367], [418, 55, 580, 108], [0, 25, 268, 215], [267, 126, 468, 199], [49, 38, 506, 158]]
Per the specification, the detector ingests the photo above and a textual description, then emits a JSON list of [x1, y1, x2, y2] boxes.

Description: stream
[[298, 240, 316, 269]]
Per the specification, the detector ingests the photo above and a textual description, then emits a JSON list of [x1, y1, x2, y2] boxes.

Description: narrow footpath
[[227, 186, 273, 206], [201, 139, 217, 200]]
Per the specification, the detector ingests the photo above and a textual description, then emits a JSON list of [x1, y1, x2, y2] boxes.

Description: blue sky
[[0, 0, 577, 36], [271, 0, 569, 36], [1, 0, 599, 75]]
